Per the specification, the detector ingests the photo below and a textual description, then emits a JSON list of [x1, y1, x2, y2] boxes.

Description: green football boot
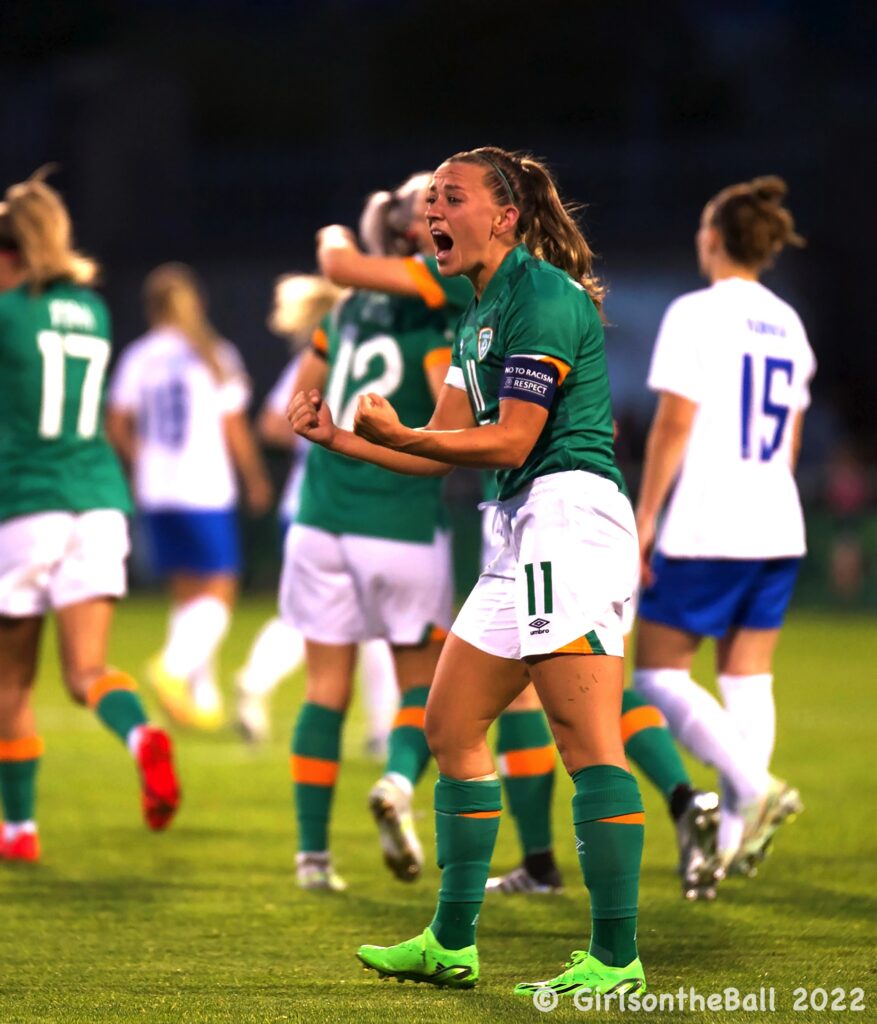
[[513, 950, 646, 999], [356, 927, 479, 988]]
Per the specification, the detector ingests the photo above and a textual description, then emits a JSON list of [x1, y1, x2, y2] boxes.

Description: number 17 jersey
[[0, 281, 130, 523], [648, 277, 816, 559]]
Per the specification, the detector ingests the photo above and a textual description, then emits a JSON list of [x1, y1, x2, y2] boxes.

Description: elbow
[[318, 250, 353, 286], [494, 439, 532, 470]]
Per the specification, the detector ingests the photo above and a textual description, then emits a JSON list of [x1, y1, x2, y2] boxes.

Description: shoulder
[[661, 286, 715, 322], [507, 258, 595, 321]]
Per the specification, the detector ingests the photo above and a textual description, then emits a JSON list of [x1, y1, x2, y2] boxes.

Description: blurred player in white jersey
[[107, 264, 272, 729], [633, 176, 814, 878], [233, 275, 398, 753]]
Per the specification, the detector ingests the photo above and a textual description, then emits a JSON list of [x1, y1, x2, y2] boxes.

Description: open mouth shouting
[[431, 227, 454, 265]]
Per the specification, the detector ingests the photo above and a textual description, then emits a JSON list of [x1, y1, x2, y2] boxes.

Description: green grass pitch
[[1, 597, 874, 1023]]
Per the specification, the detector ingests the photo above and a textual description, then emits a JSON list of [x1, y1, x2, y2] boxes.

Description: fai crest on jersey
[[477, 327, 494, 360]]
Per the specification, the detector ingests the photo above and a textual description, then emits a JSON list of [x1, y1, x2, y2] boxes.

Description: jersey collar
[[478, 244, 529, 307]]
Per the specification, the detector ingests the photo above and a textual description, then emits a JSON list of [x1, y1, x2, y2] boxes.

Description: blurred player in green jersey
[[283, 174, 469, 892], [0, 170, 180, 862]]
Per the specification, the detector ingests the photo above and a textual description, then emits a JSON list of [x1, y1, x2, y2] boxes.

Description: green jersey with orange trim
[[297, 286, 458, 542], [447, 244, 624, 502], [0, 280, 131, 523], [402, 253, 473, 313]]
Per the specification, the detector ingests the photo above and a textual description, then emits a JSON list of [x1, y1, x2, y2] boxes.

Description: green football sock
[[0, 738, 42, 822], [430, 774, 501, 950], [496, 709, 555, 854], [386, 685, 430, 785], [88, 673, 148, 745], [621, 689, 690, 799], [572, 764, 644, 968], [291, 702, 344, 853]]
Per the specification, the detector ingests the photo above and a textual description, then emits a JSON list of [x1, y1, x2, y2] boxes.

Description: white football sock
[[191, 660, 223, 713], [359, 639, 398, 745], [718, 673, 775, 770], [162, 596, 230, 679], [3, 820, 37, 840], [633, 668, 770, 802], [237, 617, 305, 697]]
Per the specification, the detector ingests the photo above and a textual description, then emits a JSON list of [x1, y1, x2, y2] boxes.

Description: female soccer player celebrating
[[0, 171, 180, 860], [633, 176, 813, 876], [290, 147, 646, 999]]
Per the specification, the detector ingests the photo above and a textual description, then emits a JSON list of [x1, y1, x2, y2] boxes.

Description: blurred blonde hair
[[358, 172, 432, 256], [0, 166, 99, 291], [143, 263, 227, 381], [268, 274, 343, 349]]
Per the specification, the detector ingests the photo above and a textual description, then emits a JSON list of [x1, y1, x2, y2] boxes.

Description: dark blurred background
[[3, 0, 876, 603]]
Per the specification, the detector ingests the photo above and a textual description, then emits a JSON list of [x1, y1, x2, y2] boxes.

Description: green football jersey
[[0, 281, 131, 522], [296, 286, 456, 543], [450, 245, 624, 501]]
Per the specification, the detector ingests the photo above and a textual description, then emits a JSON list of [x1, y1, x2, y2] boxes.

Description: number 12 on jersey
[[740, 354, 794, 462]]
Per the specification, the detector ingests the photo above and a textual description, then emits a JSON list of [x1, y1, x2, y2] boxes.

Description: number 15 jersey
[[0, 281, 130, 523], [648, 277, 816, 559]]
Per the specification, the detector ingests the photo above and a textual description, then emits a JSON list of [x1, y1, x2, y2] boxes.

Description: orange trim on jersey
[[86, 671, 138, 709], [0, 735, 45, 761], [428, 625, 448, 642], [459, 810, 501, 819], [394, 707, 426, 730], [404, 257, 447, 309], [598, 812, 646, 825], [554, 634, 593, 655], [500, 744, 555, 778], [539, 355, 571, 384], [290, 754, 339, 786], [620, 706, 666, 744], [424, 346, 452, 371], [311, 327, 329, 355]]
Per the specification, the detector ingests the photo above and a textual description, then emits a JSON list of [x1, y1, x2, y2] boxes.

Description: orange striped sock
[[86, 671, 148, 745], [496, 709, 555, 853], [291, 703, 343, 852], [0, 735, 44, 823]]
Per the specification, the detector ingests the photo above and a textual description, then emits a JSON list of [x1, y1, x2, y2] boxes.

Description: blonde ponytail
[[143, 263, 226, 381]]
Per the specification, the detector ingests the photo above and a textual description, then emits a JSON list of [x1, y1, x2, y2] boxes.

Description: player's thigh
[[425, 632, 528, 760], [54, 597, 115, 700], [303, 639, 358, 712], [392, 637, 444, 694], [634, 617, 701, 670], [169, 573, 237, 606], [716, 627, 781, 676], [504, 679, 539, 712], [0, 615, 44, 698], [528, 651, 626, 773], [279, 525, 367, 644]]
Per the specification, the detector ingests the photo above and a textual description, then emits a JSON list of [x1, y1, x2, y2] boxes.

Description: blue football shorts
[[141, 509, 240, 575]]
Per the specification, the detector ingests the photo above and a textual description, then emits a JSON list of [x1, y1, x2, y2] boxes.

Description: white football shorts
[[0, 510, 129, 617], [280, 524, 453, 646], [455, 471, 638, 659]]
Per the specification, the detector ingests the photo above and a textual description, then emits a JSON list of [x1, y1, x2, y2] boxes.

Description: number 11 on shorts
[[524, 561, 554, 617]]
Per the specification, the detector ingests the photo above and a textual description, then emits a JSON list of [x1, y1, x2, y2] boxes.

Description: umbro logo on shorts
[[529, 617, 550, 635]]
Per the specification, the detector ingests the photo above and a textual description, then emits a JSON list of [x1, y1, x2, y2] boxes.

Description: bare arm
[[224, 411, 274, 514], [288, 383, 475, 478], [105, 407, 138, 470], [354, 390, 548, 471], [635, 390, 697, 584], [790, 410, 805, 471], [317, 226, 424, 296]]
